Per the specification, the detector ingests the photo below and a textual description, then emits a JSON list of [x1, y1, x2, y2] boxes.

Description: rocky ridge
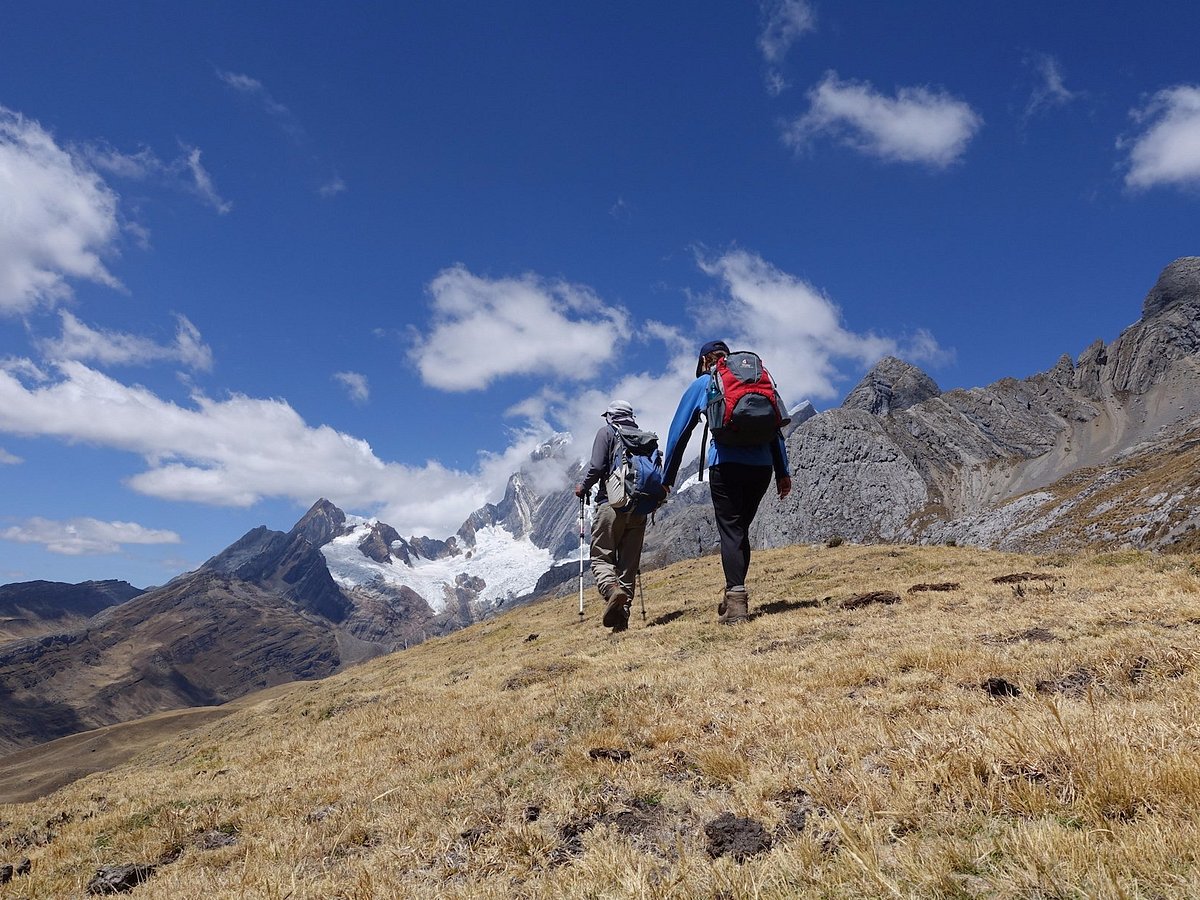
[[638, 258, 1200, 564], [751, 257, 1200, 551], [0, 580, 143, 642]]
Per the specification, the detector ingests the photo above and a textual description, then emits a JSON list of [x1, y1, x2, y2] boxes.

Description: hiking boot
[[603, 590, 630, 629], [718, 588, 749, 624]]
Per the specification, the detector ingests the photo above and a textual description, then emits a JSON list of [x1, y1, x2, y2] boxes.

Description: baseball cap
[[696, 340, 730, 375]]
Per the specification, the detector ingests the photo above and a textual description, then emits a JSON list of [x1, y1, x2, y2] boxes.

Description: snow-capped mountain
[[321, 519, 553, 613], [193, 433, 588, 657], [275, 434, 587, 643]]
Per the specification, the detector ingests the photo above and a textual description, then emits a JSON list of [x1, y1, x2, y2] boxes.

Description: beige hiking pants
[[590, 502, 647, 601]]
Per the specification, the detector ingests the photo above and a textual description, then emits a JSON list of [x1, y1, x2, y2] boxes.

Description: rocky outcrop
[[753, 255, 1200, 549], [646, 257, 1200, 558], [754, 409, 929, 547], [529, 461, 587, 561], [457, 436, 583, 562], [202, 499, 351, 623], [783, 401, 817, 437], [927, 414, 1200, 552], [358, 522, 403, 564], [1105, 258, 1200, 395], [339, 582, 441, 648], [638, 463, 722, 572], [1141, 256, 1200, 320], [403, 535, 460, 565], [290, 498, 348, 547], [842, 356, 940, 416]]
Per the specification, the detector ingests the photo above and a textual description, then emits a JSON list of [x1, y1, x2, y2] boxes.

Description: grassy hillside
[[4, 543, 1200, 898]]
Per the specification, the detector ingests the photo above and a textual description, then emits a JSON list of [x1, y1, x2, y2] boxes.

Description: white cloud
[[0, 360, 500, 538], [0, 356, 50, 381], [550, 367, 697, 461], [38, 311, 213, 370], [88, 142, 232, 214], [898, 327, 955, 369], [500, 252, 949, 482], [217, 69, 344, 200], [319, 174, 347, 198], [785, 72, 983, 167], [217, 71, 291, 118], [0, 447, 21, 464], [759, 0, 815, 65], [696, 249, 947, 404], [758, 0, 815, 96], [765, 71, 790, 98], [0, 247, 940, 547], [124, 219, 152, 250], [0, 252, 945, 541], [217, 69, 304, 142], [333, 371, 370, 404], [183, 147, 233, 214], [1123, 85, 1200, 190], [410, 265, 631, 391], [1024, 53, 1078, 121], [1, 516, 181, 556], [0, 106, 121, 316], [609, 196, 631, 219], [86, 145, 162, 180]]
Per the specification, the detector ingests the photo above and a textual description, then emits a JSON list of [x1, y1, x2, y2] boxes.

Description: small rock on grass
[[588, 747, 632, 762], [841, 591, 900, 610], [0, 859, 31, 884], [982, 676, 1021, 698], [704, 813, 772, 862], [86, 863, 156, 895]]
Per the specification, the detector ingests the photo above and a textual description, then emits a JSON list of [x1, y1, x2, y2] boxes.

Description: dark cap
[[696, 340, 730, 376]]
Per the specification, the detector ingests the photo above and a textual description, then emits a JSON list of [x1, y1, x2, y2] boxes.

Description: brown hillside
[[0, 572, 338, 754], [3, 543, 1200, 897], [0, 580, 142, 644]]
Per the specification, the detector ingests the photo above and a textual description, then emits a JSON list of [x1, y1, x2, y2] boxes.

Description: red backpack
[[704, 351, 790, 447]]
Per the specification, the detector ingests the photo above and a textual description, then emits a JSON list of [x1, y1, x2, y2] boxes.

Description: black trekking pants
[[708, 463, 773, 590]]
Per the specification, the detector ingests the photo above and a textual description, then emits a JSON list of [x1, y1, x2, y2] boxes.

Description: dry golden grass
[[5, 543, 1200, 898]]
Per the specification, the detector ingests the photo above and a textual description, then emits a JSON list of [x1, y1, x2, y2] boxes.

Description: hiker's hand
[[574, 483, 586, 498], [776, 476, 792, 499]]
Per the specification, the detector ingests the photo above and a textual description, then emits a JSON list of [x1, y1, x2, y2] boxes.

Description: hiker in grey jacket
[[574, 400, 647, 633]]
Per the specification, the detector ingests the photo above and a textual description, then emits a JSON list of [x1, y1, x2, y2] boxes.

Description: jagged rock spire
[[1142, 257, 1200, 320], [841, 356, 941, 416], [290, 498, 348, 547]]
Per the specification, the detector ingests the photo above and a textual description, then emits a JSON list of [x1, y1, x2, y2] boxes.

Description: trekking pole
[[637, 570, 646, 622], [578, 494, 587, 624]]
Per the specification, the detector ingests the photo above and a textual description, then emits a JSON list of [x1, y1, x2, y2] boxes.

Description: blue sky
[[1, 1, 1198, 587]]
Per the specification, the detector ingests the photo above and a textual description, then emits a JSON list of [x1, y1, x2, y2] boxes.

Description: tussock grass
[[6, 543, 1200, 897]]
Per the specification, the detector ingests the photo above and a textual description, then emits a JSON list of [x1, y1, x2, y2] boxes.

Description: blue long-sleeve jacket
[[661, 374, 789, 487]]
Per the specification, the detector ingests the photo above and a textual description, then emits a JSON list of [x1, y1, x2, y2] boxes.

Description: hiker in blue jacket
[[575, 400, 647, 633], [662, 340, 792, 623]]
